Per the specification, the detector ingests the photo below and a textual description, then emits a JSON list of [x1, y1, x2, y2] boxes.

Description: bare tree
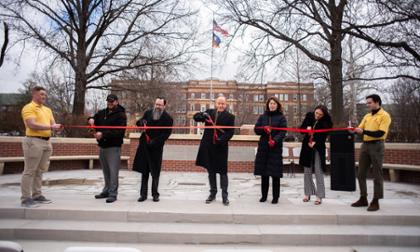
[[0, 0, 198, 119], [0, 22, 8, 67], [215, 0, 420, 125], [388, 79, 420, 142]]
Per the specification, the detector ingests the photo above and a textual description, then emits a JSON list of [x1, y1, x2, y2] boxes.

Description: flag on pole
[[213, 20, 229, 37], [212, 33, 221, 48]]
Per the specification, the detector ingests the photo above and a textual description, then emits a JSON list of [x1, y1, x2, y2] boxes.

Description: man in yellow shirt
[[351, 94, 391, 211], [21, 86, 62, 208]]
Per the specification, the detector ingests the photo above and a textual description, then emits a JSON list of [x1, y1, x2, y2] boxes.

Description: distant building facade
[[110, 79, 315, 134]]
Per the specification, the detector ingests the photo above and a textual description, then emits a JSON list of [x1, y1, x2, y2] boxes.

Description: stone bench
[[0, 155, 129, 175], [355, 162, 420, 182], [64, 247, 141, 252]]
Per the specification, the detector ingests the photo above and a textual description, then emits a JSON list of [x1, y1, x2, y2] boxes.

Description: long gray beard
[[152, 109, 163, 120]]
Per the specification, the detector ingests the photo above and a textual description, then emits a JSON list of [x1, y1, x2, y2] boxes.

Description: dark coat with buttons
[[132, 109, 173, 177], [299, 112, 332, 172], [254, 110, 287, 178], [194, 109, 235, 174]]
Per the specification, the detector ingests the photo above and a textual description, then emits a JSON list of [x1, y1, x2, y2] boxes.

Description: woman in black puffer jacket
[[254, 97, 287, 204]]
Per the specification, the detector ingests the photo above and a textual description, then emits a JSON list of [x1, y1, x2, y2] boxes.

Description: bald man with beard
[[194, 96, 235, 206]]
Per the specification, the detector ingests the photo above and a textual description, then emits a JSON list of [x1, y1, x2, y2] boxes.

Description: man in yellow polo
[[21, 86, 62, 208], [351, 94, 391, 211]]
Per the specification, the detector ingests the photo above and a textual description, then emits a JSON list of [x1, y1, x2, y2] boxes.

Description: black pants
[[140, 172, 160, 198], [261, 176, 280, 200], [209, 172, 228, 200]]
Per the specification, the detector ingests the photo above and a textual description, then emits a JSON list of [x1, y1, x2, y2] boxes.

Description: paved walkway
[[1, 170, 420, 252], [0, 170, 419, 204]]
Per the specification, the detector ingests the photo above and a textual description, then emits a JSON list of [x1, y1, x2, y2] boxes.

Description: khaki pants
[[357, 141, 385, 199], [21, 137, 52, 201]]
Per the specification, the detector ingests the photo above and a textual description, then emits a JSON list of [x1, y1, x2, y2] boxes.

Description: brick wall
[[1, 136, 420, 182], [0, 137, 129, 173]]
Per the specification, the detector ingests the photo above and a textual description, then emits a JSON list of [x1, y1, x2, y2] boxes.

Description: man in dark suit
[[133, 97, 173, 202], [194, 96, 235, 206]]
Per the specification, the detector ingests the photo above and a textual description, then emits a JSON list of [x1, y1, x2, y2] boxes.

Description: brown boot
[[351, 196, 368, 207], [367, 198, 380, 211]]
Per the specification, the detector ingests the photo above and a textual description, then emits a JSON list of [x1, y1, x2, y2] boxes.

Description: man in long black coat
[[194, 96, 235, 206], [133, 97, 173, 202]]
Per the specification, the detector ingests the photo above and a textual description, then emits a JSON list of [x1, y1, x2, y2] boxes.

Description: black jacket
[[254, 110, 287, 178], [91, 105, 127, 148], [132, 109, 173, 176], [194, 109, 235, 174], [299, 112, 332, 172]]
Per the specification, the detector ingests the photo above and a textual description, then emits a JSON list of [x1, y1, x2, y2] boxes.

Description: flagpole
[[210, 12, 214, 108]]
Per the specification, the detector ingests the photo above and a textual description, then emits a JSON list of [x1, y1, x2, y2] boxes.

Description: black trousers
[[261, 176, 280, 199], [140, 172, 160, 198], [208, 172, 228, 199]]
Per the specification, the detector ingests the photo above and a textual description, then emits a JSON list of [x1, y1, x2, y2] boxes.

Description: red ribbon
[[66, 125, 355, 133]]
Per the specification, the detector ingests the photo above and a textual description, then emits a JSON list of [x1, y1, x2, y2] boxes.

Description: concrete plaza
[[0, 170, 420, 252]]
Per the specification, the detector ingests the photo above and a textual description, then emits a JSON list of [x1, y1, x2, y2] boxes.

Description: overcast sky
[[0, 1, 256, 94]]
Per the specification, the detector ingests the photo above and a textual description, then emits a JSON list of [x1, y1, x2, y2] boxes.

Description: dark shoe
[[367, 198, 380, 212], [137, 196, 147, 202], [271, 198, 279, 204], [351, 196, 368, 207], [21, 198, 39, 208], [314, 198, 322, 205], [95, 193, 108, 199], [153, 196, 160, 202], [33, 195, 52, 204], [303, 195, 311, 202], [259, 197, 267, 203], [223, 198, 230, 206], [106, 197, 117, 203], [205, 195, 216, 204]]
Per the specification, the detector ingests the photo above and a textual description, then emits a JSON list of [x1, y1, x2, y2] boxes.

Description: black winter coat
[[254, 110, 287, 178], [298, 112, 332, 172], [194, 109, 235, 174], [91, 105, 127, 148], [132, 109, 173, 176]]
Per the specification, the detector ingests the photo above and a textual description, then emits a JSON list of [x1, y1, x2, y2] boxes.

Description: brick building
[[110, 79, 315, 134]]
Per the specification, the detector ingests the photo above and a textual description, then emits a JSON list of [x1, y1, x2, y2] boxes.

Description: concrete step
[[9, 240, 420, 252], [1, 219, 420, 246], [1, 198, 420, 226]]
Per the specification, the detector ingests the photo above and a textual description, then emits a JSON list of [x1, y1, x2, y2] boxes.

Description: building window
[[284, 104, 288, 112], [253, 106, 259, 114], [259, 94, 264, 101], [201, 93, 206, 99], [200, 104, 206, 112], [293, 94, 298, 101], [229, 94, 234, 99], [284, 94, 288, 101], [279, 94, 284, 101], [303, 94, 307, 101], [293, 105, 297, 113], [191, 93, 195, 99], [254, 95, 259, 102]]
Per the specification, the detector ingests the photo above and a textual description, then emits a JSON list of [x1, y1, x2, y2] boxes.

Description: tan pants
[[21, 137, 52, 201]]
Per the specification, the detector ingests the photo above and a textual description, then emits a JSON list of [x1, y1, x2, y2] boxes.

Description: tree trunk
[[328, 1, 346, 127], [73, 70, 87, 115], [329, 60, 344, 126]]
